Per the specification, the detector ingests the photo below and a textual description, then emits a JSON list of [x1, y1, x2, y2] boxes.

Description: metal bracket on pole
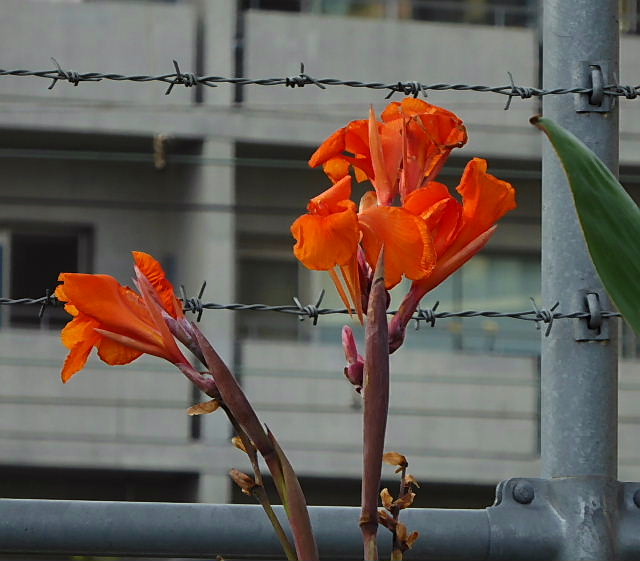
[[574, 289, 610, 341], [575, 61, 615, 113]]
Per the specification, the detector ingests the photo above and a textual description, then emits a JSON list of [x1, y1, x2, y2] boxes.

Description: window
[[0, 465, 198, 502], [242, 0, 537, 27], [234, 474, 495, 508], [308, 252, 541, 355], [393, 253, 541, 356], [412, 0, 536, 27], [621, 0, 640, 33], [5, 225, 92, 328], [237, 236, 301, 341]]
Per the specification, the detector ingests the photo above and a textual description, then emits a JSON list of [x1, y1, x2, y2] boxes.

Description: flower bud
[[342, 325, 364, 392], [394, 491, 416, 510], [404, 474, 420, 488], [396, 522, 408, 542], [405, 531, 420, 549], [380, 487, 394, 510], [383, 451, 408, 469], [187, 399, 220, 415], [378, 509, 396, 531], [229, 469, 257, 496], [231, 436, 248, 454]]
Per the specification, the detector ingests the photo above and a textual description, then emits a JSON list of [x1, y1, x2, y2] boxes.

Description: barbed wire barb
[[48, 58, 101, 90], [292, 289, 325, 325], [182, 281, 207, 322], [38, 288, 59, 319], [504, 71, 534, 110], [530, 298, 559, 336], [285, 62, 326, 90], [165, 59, 201, 96], [414, 301, 439, 329]]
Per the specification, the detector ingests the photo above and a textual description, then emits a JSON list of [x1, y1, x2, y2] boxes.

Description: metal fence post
[[541, 0, 619, 558]]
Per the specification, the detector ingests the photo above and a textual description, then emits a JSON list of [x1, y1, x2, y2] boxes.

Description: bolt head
[[512, 481, 535, 505]]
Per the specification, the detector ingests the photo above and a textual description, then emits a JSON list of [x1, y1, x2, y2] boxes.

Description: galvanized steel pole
[[541, 0, 619, 558], [541, 0, 619, 481]]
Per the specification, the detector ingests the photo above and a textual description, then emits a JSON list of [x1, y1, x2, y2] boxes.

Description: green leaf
[[531, 115, 640, 334]]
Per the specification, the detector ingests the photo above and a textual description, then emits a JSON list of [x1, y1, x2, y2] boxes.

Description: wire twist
[[181, 282, 207, 322], [164, 60, 201, 95]]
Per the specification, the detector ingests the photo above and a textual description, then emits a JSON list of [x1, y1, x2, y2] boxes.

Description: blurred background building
[[0, 0, 639, 518]]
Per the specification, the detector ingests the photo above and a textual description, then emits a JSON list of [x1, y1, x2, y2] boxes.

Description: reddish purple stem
[[360, 252, 390, 561]]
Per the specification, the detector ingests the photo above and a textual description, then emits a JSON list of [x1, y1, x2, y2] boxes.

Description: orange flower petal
[[308, 175, 353, 214], [60, 273, 160, 349], [291, 203, 359, 270], [381, 97, 434, 120], [322, 158, 351, 183], [95, 328, 169, 359], [368, 107, 395, 205], [132, 251, 181, 318], [343, 119, 370, 155], [379, 99, 468, 198], [60, 312, 98, 350], [416, 226, 497, 295], [97, 337, 144, 365], [135, 266, 188, 365], [60, 317, 102, 383], [309, 127, 345, 168], [449, 158, 517, 253], [358, 206, 435, 289], [403, 183, 462, 255], [340, 257, 364, 323]]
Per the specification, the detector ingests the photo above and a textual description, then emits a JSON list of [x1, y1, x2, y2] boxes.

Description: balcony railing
[[243, 0, 640, 33]]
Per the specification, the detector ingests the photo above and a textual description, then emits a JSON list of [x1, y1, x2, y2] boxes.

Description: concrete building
[[0, 0, 638, 513]]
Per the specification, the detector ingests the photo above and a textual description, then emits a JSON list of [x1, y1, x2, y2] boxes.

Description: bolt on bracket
[[574, 289, 610, 341], [575, 60, 615, 113]]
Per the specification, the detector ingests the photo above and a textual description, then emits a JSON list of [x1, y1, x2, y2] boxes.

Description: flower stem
[[252, 486, 298, 561], [360, 251, 389, 561]]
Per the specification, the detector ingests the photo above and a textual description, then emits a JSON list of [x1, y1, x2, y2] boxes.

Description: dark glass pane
[[238, 258, 299, 339], [10, 232, 79, 328]]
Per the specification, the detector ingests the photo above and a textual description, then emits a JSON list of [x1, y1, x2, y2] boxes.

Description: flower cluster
[[291, 97, 516, 350], [56, 252, 319, 560]]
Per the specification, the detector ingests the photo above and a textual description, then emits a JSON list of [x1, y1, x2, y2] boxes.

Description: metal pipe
[[0, 499, 490, 560], [541, 0, 619, 481], [541, 1, 619, 558]]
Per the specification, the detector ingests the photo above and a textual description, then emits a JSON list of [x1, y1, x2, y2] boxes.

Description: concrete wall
[[242, 10, 538, 160], [240, 339, 640, 485], [240, 339, 539, 485], [0, 329, 233, 503], [0, 0, 197, 106]]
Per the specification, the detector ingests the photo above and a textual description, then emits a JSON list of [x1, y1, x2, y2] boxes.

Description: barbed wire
[[7, 290, 621, 337], [1, 59, 639, 107]]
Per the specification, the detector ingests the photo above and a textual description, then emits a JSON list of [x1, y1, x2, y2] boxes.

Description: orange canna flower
[[56, 251, 188, 382], [297, 98, 515, 343], [309, 98, 467, 205], [389, 158, 516, 351]]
